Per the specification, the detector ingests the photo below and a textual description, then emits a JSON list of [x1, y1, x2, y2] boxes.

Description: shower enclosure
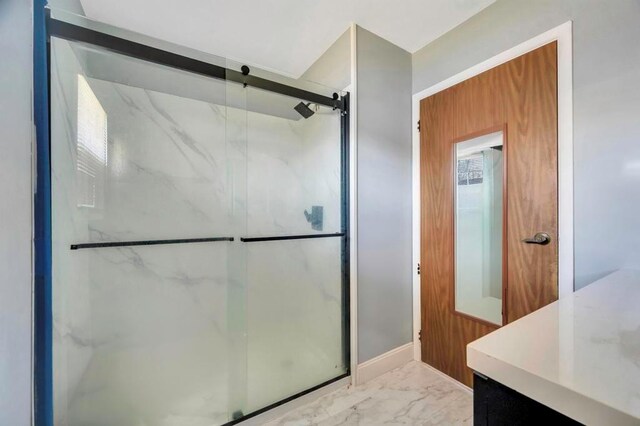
[[45, 12, 349, 426]]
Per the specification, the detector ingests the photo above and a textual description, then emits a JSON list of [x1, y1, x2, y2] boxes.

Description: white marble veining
[[50, 37, 346, 425], [468, 269, 640, 425], [265, 361, 472, 426]]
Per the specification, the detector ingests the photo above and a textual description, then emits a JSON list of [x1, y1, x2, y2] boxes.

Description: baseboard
[[356, 342, 414, 384], [419, 361, 472, 394]]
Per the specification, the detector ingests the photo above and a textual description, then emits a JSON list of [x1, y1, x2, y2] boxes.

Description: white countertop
[[467, 270, 640, 425]]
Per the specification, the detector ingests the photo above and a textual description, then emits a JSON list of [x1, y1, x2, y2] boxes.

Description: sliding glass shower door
[[242, 87, 347, 414], [50, 29, 348, 426]]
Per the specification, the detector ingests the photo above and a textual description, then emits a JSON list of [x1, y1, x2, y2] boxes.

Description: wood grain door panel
[[420, 43, 558, 386]]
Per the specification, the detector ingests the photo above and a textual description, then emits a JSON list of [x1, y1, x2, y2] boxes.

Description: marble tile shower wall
[[51, 38, 344, 426], [243, 101, 344, 413]]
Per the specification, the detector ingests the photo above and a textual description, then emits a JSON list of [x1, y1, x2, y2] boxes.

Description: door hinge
[[417, 120, 421, 132], [417, 262, 421, 275], [418, 329, 422, 341]]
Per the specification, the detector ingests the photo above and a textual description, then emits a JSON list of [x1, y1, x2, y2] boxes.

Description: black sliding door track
[[221, 373, 349, 426], [47, 18, 346, 112], [240, 232, 344, 243], [70, 237, 234, 250]]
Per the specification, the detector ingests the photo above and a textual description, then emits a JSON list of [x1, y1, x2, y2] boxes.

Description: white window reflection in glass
[[76, 74, 108, 208], [454, 131, 504, 325]]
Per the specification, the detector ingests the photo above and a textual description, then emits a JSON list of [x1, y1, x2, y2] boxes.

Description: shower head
[[294, 102, 315, 119]]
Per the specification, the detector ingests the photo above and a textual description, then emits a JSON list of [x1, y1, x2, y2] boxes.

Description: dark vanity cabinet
[[473, 373, 582, 425]]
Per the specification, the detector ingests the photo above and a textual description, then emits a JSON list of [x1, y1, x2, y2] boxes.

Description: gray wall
[[300, 29, 351, 91], [49, 0, 84, 14], [357, 26, 413, 362], [0, 0, 33, 424], [412, 0, 640, 289], [223, 28, 351, 96]]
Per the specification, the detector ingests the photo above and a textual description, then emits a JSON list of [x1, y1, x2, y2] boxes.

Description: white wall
[[0, 0, 34, 424]]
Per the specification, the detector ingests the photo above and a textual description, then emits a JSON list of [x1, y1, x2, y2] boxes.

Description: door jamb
[[347, 22, 359, 385], [411, 21, 574, 361]]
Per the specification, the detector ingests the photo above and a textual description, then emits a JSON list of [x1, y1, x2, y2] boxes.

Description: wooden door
[[420, 42, 558, 386]]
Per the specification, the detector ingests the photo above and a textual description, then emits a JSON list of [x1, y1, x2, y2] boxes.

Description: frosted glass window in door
[[454, 131, 504, 325]]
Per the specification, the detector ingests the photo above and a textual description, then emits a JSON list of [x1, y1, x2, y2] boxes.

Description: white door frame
[[348, 22, 359, 384], [411, 21, 574, 361]]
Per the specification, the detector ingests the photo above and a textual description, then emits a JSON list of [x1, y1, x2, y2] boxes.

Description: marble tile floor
[[264, 361, 473, 426]]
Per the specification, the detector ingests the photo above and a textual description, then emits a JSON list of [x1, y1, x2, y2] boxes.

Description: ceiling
[[78, 0, 495, 78]]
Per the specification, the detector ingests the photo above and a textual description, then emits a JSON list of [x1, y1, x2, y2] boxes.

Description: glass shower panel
[[245, 238, 345, 412], [50, 39, 233, 241], [50, 37, 238, 425], [223, 60, 249, 422], [244, 87, 347, 413], [50, 30, 347, 425], [454, 131, 504, 326], [245, 87, 342, 237]]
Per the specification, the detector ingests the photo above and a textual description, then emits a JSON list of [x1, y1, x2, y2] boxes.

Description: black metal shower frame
[[40, 15, 351, 426]]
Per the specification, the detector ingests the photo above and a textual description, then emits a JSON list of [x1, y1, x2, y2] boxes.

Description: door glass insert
[[454, 131, 504, 325]]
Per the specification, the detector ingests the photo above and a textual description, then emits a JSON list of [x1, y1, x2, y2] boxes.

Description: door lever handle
[[522, 232, 551, 245]]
